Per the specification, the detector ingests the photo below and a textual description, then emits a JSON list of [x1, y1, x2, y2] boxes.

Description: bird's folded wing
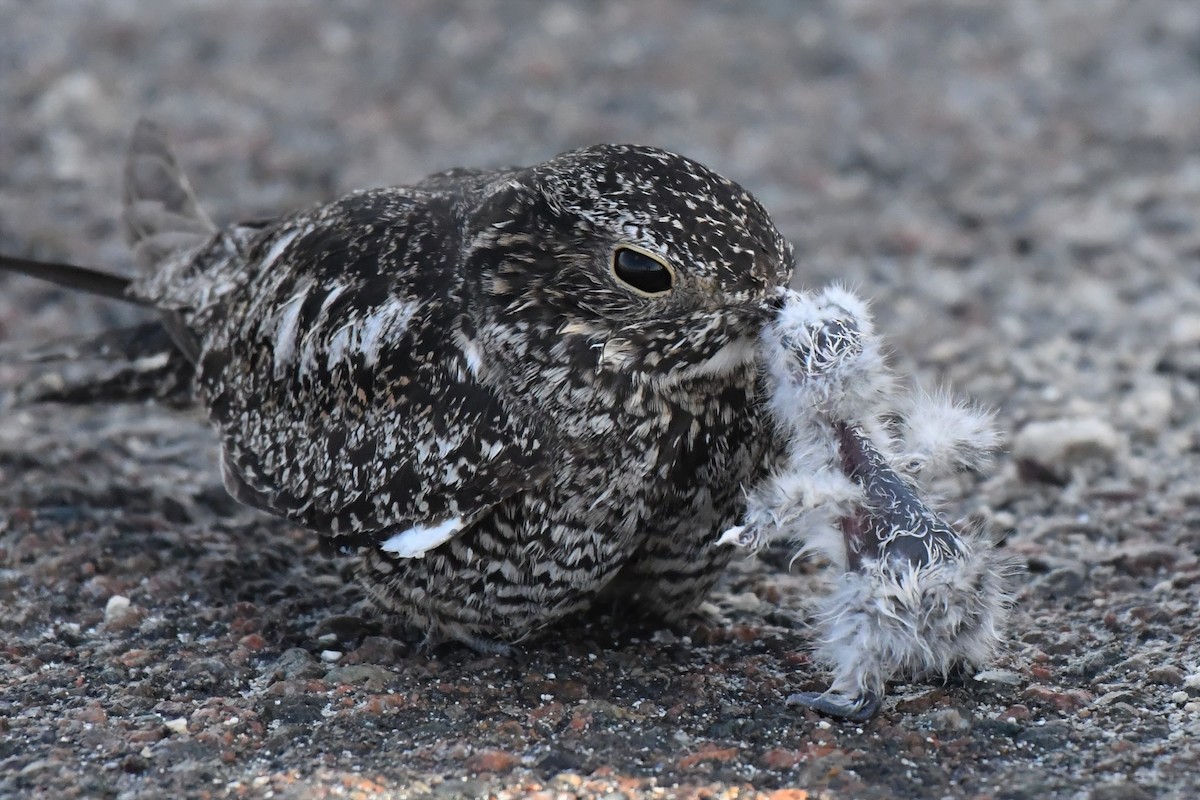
[[168, 193, 550, 552]]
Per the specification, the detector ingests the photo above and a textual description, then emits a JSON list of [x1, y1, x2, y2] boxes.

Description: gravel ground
[[2, 2, 1200, 798]]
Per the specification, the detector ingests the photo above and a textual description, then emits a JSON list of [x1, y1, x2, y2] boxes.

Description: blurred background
[[3, 2, 1200, 797]]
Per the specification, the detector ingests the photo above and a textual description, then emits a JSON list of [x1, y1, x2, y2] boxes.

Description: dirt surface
[[2, 2, 1199, 798]]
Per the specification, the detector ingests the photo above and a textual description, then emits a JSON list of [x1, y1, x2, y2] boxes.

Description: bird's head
[[461, 144, 795, 393]]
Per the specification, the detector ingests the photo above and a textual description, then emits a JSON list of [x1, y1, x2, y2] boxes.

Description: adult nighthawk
[[0, 121, 1013, 720]]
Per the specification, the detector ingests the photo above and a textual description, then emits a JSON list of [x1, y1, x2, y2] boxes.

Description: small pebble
[[974, 670, 1022, 685], [163, 717, 189, 735], [324, 664, 389, 690], [1013, 417, 1123, 482], [1106, 543, 1183, 576], [926, 708, 972, 732], [104, 595, 131, 622], [266, 648, 325, 681], [320, 649, 343, 663], [1146, 665, 1185, 686], [998, 704, 1031, 722]]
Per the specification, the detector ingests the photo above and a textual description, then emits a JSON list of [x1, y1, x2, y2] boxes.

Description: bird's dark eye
[[612, 246, 674, 296]]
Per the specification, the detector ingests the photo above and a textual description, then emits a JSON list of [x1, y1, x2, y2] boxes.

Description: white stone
[[164, 717, 189, 735], [104, 595, 131, 622], [1012, 417, 1124, 475]]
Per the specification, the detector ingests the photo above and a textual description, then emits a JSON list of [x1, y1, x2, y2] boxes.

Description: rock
[[1117, 377, 1174, 435], [1095, 690, 1142, 707], [925, 708, 972, 732], [1013, 418, 1124, 484], [1033, 564, 1088, 597], [1057, 200, 1132, 253], [1021, 685, 1093, 713], [893, 688, 949, 713], [163, 717, 189, 736], [1090, 783, 1154, 800], [118, 649, 154, 668], [103, 595, 130, 622], [1105, 543, 1183, 576], [266, 648, 325, 681], [973, 670, 1023, 685], [465, 749, 518, 773], [350, 635, 411, 664], [1157, 316, 1200, 378], [1146, 665, 1185, 686], [765, 791, 812, 800], [309, 614, 378, 649], [676, 745, 740, 769], [996, 704, 1031, 722], [103, 595, 145, 631], [324, 664, 391, 691], [182, 658, 229, 691]]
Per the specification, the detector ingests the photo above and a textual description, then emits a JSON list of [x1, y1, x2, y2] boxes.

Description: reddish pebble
[[998, 704, 1031, 721], [528, 701, 565, 726], [730, 625, 759, 642], [466, 749, 518, 773], [118, 649, 154, 668], [677, 745, 739, 769], [238, 633, 267, 651], [760, 748, 804, 770], [363, 694, 404, 714], [128, 728, 167, 744], [1021, 686, 1092, 712], [74, 703, 108, 726]]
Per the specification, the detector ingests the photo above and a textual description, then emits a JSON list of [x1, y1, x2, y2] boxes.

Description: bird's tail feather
[[0, 253, 140, 304], [123, 118, 215, 271], [0, 120, 209, 409]]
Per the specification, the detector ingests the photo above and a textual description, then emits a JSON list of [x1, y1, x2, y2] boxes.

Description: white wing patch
[[380, 516, 466, 558], [359, 297, 418, 366], [272, 280, 313, 377], [322, 297, 421, 371], [452, 328, 484, 377], [260, 228, 303, 271]]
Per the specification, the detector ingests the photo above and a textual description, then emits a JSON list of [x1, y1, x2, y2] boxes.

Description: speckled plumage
[[2, 123, 1014, 719], [118, 121, 796, 646]]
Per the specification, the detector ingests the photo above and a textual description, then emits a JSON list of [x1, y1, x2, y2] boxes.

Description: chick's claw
[[786, 690, 882, 723]]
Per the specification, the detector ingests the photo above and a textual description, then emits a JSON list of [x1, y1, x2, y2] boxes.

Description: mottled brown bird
[[1, 123, 1014, 719], [3, 121, 794, 653]]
